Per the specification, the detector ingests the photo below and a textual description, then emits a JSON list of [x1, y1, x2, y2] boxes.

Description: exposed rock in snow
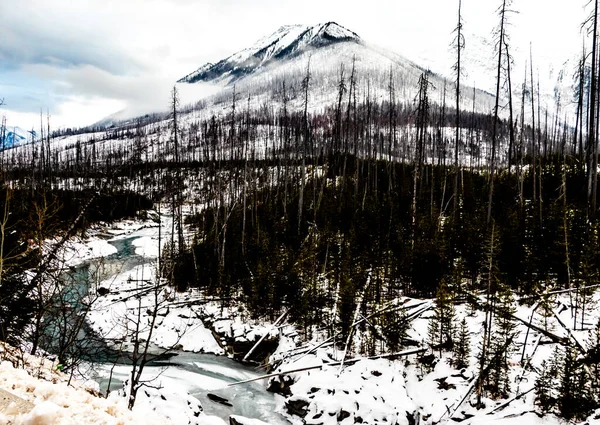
[[229, 415, 273, 425]]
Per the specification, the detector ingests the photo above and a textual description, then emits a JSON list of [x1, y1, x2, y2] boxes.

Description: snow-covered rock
[[275, 357, 417, 425]]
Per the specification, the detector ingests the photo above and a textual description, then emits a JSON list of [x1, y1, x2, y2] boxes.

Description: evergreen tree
[[557, 344, 595, 420], [487, 282, 516, 399], [574, 366, 596, 419], [534, 360, 555, 414], [451, 317, 471, 369], [585, 318, 600, 397], [576, 228, 599, 330], [382, 307, 409, 353], [427, 280, 456, 356], [536, 293, 555, 332]]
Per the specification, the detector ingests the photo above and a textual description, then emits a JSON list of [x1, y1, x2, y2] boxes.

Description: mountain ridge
[[178, 22, 361, 84]]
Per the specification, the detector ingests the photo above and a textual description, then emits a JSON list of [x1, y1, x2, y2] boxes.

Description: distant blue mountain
[[1, 127, 36, 149]]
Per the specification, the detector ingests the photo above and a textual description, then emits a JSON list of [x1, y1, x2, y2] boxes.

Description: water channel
[[65, 233, 290, 424]]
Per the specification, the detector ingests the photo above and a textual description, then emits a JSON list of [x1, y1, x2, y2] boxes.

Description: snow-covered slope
[[0, 343, 171, 425], [178, 22, 360, 84]]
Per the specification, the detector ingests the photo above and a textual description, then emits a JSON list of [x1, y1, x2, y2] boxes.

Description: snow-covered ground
[[255, 290, 600, 425], [0, 342, 171, 425]]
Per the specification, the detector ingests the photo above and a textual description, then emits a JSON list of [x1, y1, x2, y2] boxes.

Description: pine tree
[[555, 344, 595, 421], [586, 318, 600, 397], [534, 360, 555, 414], [477, 222, 501, 407], [576, 226, 599, 330], [382, 307, 409, 353], [536, 294, 555, 332], [452, 317, 471, 369], [557, 345, 583, 420], [427, 280, 456, 356], [487, 282, 516, 399], [487, 0, 514, 226], [574, 366, 596, 420]]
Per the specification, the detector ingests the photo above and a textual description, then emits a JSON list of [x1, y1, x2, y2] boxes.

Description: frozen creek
[[63, 219, 290, 425]]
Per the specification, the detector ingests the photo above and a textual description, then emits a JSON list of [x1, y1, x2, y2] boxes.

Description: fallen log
[[518, 284, 600, 303], [228, 347, 427, 387], [488, 387, 534, 414], [293, 300, 428, 364], [464, 291, 567, 344], [552, 302, 586, 354], [242, 309, 288, 362], [207, 393, 233, 407]]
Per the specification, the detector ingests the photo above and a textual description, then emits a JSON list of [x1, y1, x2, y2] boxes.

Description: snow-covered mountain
[[178, 22, 495, 116], [2, 127, 36, 149], [179, 22, 361, 84]]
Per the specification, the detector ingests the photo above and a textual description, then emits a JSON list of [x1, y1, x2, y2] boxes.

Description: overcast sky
[[0, 0, 585, 129]]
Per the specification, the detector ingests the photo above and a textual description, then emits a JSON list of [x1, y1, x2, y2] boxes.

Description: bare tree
[[170, 86, 185, 258], [487, 0, 514, 226], [298, 58, 311, 234], [584, 0, 599, 217], [452, 0, 465, 219]]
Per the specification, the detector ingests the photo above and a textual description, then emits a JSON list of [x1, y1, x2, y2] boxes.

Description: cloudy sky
[[0, 0, 584, 130]]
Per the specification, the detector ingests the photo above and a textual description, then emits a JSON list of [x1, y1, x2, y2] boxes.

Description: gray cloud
[[0, 1, 142, 75]]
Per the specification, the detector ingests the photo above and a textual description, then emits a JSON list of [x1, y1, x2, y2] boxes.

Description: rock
[[229, 415, 271, 425], [266, 375, 293, 396], [231, 337, 279, 363], [285, 398, 309, 418], [97, 287, 110, 296], [337, 409, 351, 421], [406, 410, 420, 425], [207, 393, 233, 407], [419, 354, 436, 367], [434, 377, 456, 390], [450, 412, 474, 422]]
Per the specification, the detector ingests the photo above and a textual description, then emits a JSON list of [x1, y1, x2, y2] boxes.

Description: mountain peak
[[178, 22, 361, 84], [314, 22, 360, 42]]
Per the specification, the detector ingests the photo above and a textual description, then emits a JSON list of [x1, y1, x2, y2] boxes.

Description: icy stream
[[70, 231, 289, 424]]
